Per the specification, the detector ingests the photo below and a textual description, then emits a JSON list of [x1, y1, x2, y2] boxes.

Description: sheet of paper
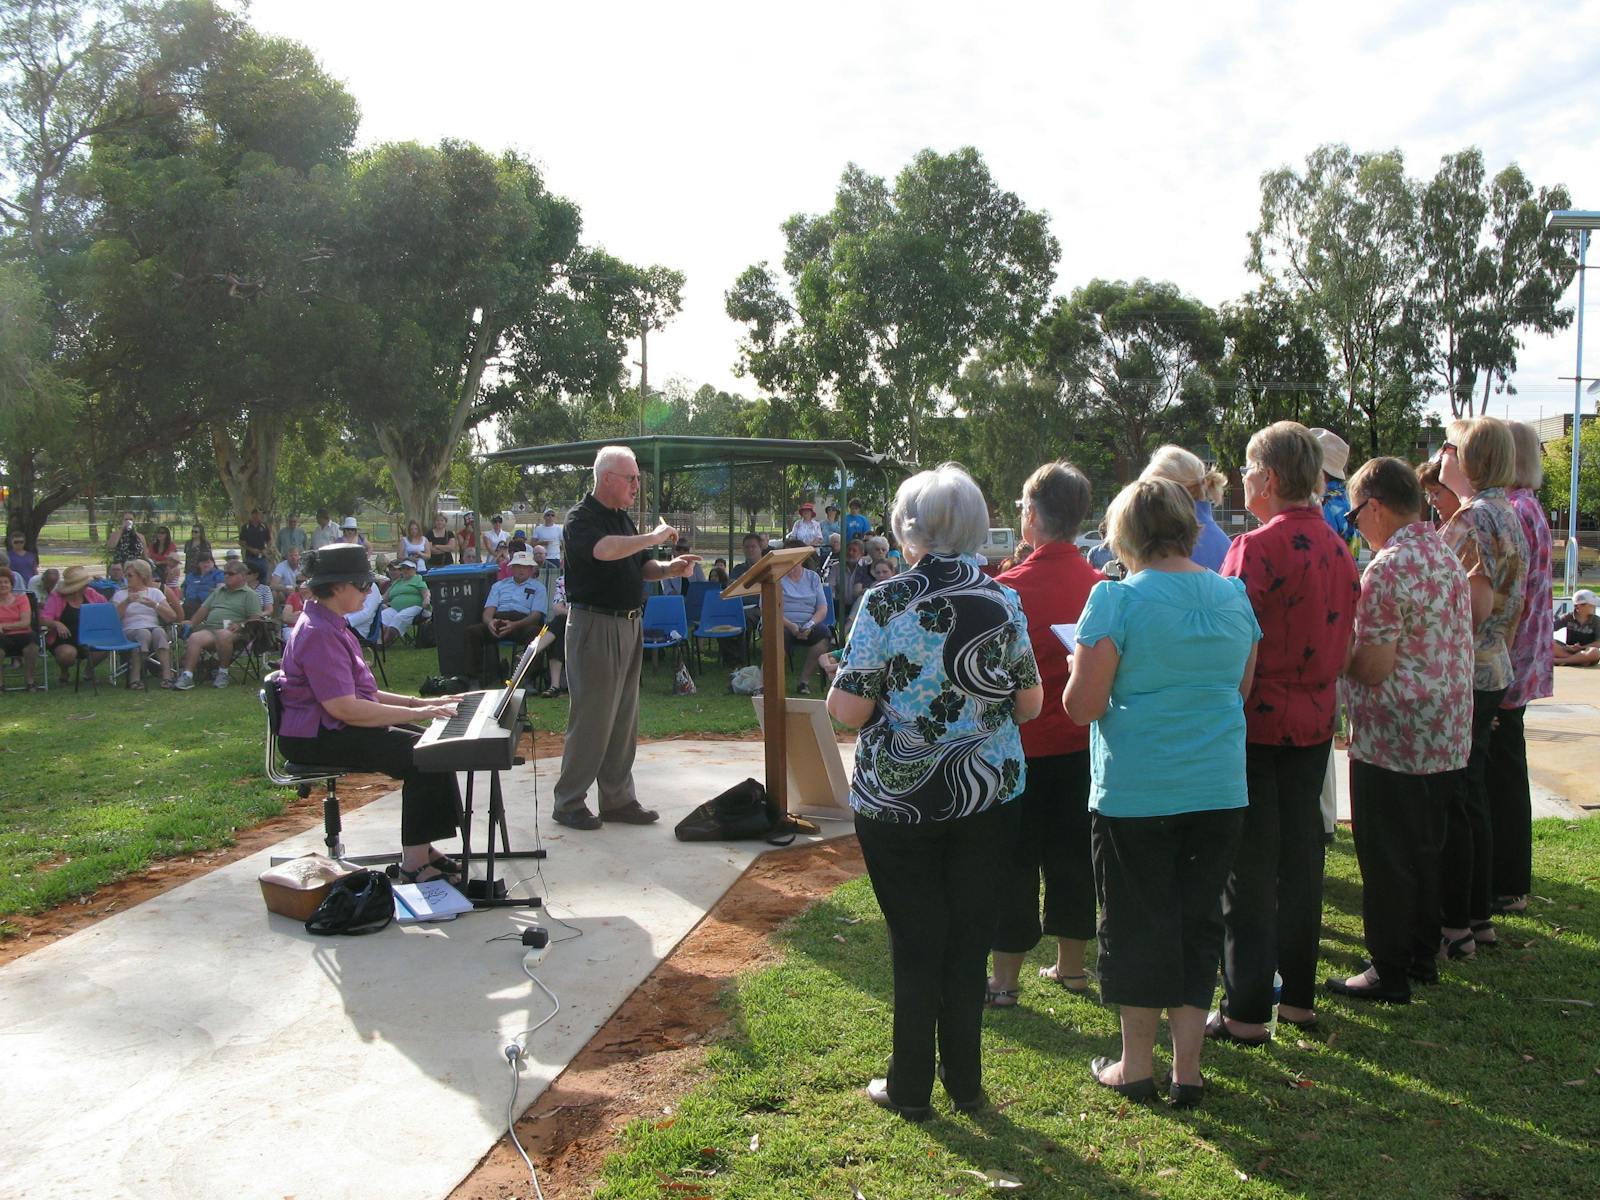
[[1050, 623, 1077, 652], [1554, 625, 1568, 644]]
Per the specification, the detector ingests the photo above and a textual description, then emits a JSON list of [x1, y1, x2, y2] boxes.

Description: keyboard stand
[[458, 766, 546, 909]]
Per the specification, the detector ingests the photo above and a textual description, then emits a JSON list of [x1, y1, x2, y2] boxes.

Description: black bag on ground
[[674, 777, 795, 845], [304, 869, 394, 936]]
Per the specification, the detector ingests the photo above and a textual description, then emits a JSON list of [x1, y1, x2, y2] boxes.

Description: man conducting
[[552, 445, 699, 830]]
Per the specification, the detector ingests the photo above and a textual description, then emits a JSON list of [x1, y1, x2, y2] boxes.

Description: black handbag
[[674, 777, 795, 845], [304, 869, 394, 936]]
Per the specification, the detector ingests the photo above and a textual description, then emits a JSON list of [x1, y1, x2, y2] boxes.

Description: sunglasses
[[1439, 442, 1457, 456], [1348, 498, 1371, 524]]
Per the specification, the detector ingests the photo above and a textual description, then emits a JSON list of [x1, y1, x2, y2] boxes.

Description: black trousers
[[1441, 688, 1506, 928], [992, 752, 1095, 952], [1350, 760, 1451, 993], [855, 802, 1018, 1109], [1221, 741, 1331, 1021], [1092, 807, 1243, 1010], [280, 724, 459, 847], [1485, 704, 1531, 897]]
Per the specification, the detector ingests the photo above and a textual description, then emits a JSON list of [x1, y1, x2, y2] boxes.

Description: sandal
[[127, 680, 145, 691], [1491, 895, 1527, 915], [1039, 965, 1094, 995], [1470, 920, 1498, 947], [160, 678, 176, 689], [540, 685, 563, 699], [984, 986, 1021, 1009], [428, 854, 464, 879], [1439, 931, 1477, 961], [395, 862, 462, 887]]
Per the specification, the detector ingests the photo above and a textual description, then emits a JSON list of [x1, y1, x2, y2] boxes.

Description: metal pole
[[1567, 228, 1589, 597]]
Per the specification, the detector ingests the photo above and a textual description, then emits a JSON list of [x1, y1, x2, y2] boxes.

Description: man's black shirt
[[564, 494, 648, 609]]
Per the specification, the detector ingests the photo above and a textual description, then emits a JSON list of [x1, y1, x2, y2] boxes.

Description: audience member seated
[[271, 548, 302, 609], [174, 560, 261, 690], [30, 567, 60, 607], [539, 573, 569, 697], [464, 550, 547, 680], [8, 531, 39, 588], [0, 567, 41, 690], [1554, 589, 1599, 667], [280, 580, 307, 634], [114, 558, 177, 689], [379, 559, 431, 646], [707, 559, 729, 587], [779, 540, 831, 695], [659, 541, 707, 595], [247, 562, 275, 620], [342, 576, 383, 634], [182, 554, 224, 619], [41, 564, 111, 685], [789, 501, 824, 547], [160, 557, 184, 609], [339, 516, 366, 547], [93, 561, 125, 599]]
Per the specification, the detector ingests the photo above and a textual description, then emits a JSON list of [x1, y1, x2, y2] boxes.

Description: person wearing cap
[[531, 508, 564, 565], [379, 559, 431, 646], [174, 559, 263, 689], [276, 544, 465, 885], [39, 564, 111, 685], [1309, 428, 1357, 547], [481, 514, 510, 559], [1553, 589, 1599, 667], [309, 507, 339, 551], [465, 550, 548, 674], [424, 511, 455, 569], [789, 501, 823, 547], [552, 445, 700, 830]]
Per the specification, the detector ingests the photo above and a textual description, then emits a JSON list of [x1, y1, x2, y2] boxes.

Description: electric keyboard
[[413, 686, 526, 771]]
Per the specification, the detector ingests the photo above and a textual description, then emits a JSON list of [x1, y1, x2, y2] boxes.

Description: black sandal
[[396, 861, 462, 887], [1439, 931, 1477, 960], [1470, 920, 1498, 947]]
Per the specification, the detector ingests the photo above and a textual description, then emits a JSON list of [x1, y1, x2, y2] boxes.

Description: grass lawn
[[0, 642, 760, 932], [597, 818, 1600, 1200]]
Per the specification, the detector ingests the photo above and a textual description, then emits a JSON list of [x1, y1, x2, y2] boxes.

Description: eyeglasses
[[1439, 442, 1457, 456], [608, 471, 642, 483], [1241, 462, 1267, 477], [1348, 498, 1371, 524]]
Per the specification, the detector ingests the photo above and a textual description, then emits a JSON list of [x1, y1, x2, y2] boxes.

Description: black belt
[[571, 602, 642, 620]]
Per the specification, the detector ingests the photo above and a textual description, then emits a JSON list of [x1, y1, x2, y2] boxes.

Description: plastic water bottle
[[1268, 970, 1283, 1038]]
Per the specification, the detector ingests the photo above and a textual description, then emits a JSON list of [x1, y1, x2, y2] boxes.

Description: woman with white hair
[[1140, 446, 1232, 570], [113, 558, 178, 689], [1485, 422, 1553, 917], [824, 463, 1043, 1121]]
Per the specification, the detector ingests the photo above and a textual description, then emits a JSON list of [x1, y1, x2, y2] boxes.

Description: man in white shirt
[[270, 548, 302, 606], [531, 508, 564, 564], [309, 507, 340, 550]]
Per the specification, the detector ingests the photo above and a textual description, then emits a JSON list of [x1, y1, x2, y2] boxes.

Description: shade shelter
[[477, 435, 912, 615]]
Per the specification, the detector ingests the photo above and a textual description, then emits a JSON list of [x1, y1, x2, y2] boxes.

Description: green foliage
[[599, 822, 1600, 1199], [728, 147, 1059, 463], [0, 261, 83, 543], [1539, 420, 1600, 520], [1037, 278, 1224, 482], [1250, 144, 1427, 458], [1213, 286, 1339, 471]]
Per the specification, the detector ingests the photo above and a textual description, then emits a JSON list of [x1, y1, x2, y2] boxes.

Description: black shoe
[[1324, 975, 1411, 1004], [1204, 1010, 1270, 1046], [1407, 961, 1440, 986], [552, 806, 602, 830], [937, 1064, 986, 1113], [601, 803, 660, 825], [1090, 1056, 1158, 1102], [1169, 1077, 1206, 1109]]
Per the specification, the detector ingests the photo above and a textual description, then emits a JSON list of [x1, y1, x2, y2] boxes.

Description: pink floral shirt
[[1441, 488, 1527, 693], [1341, 522, 1476, 775], [1502, 486, 1554, 709]]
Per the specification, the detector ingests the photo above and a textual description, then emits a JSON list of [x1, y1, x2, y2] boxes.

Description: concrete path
[[0, 741, 853, 1200]]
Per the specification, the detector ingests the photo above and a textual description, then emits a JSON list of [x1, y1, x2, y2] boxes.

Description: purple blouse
[[279, 598, 379, 737]]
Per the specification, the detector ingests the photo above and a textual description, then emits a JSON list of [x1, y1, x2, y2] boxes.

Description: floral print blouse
[[1502, 486, 1554, 708], [835, 553, 1039, 824], [1441, 488, 1528, 693], [1340, 522, 1475, 775]]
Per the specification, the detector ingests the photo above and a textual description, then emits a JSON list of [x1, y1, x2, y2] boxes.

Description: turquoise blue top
[[1074, 569, 1261, 817]]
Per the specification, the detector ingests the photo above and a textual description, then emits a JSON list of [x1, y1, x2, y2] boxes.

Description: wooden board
[[753, 696, 852, 821]]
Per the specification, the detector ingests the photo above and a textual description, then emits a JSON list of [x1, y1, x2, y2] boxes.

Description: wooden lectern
[[721, 545, 818, 822]]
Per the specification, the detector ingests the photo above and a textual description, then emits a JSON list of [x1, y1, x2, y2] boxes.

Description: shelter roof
[[480, 435, 907, 475]]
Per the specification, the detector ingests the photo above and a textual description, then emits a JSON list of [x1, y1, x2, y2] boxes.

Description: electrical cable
[[503, 960, 560, 1200]]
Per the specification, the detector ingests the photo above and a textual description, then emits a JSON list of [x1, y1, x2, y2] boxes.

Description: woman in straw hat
[[39, 564, 111, 685]]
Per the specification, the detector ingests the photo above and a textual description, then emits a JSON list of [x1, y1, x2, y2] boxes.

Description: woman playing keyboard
[[276, 544, 466, 885]]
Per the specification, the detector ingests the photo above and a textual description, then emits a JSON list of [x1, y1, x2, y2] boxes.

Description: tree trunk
[[378, 433, 441, 534], [210, 409, 285, 560]]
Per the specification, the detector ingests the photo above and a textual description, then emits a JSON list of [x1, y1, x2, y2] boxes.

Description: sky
[[249, 0, 1600, 427]]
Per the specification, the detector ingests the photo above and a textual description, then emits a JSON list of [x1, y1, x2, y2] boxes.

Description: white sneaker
[[212, 669, 230, 688], [174, 671, 195, 690]]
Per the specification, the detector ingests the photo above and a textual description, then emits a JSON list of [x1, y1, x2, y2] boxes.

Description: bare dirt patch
[[448, 836, 866, 1200]]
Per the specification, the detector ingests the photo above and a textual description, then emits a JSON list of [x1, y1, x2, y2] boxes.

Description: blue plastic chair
[[642, 594, 689, 670], [692, 593, 747, 672], [357, 607, 389, 687], [683, 579, 714, 630], [74, 602, 139, 693]]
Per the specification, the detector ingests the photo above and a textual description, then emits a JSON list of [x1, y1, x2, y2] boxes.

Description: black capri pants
[[992, 751, 1095, 952], [1092, 807, 1244, 1010], [280, 723, 460, 847]]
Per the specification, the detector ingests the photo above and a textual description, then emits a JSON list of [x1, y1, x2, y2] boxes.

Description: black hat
[[303, 544, 375, 589]]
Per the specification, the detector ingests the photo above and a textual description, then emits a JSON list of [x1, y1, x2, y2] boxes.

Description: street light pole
[[1546, 210, 1600, 597]]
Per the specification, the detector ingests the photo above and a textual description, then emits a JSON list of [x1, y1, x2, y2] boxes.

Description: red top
[[998, 541, 1102, 758], [1220, 506, 1359, 746]]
